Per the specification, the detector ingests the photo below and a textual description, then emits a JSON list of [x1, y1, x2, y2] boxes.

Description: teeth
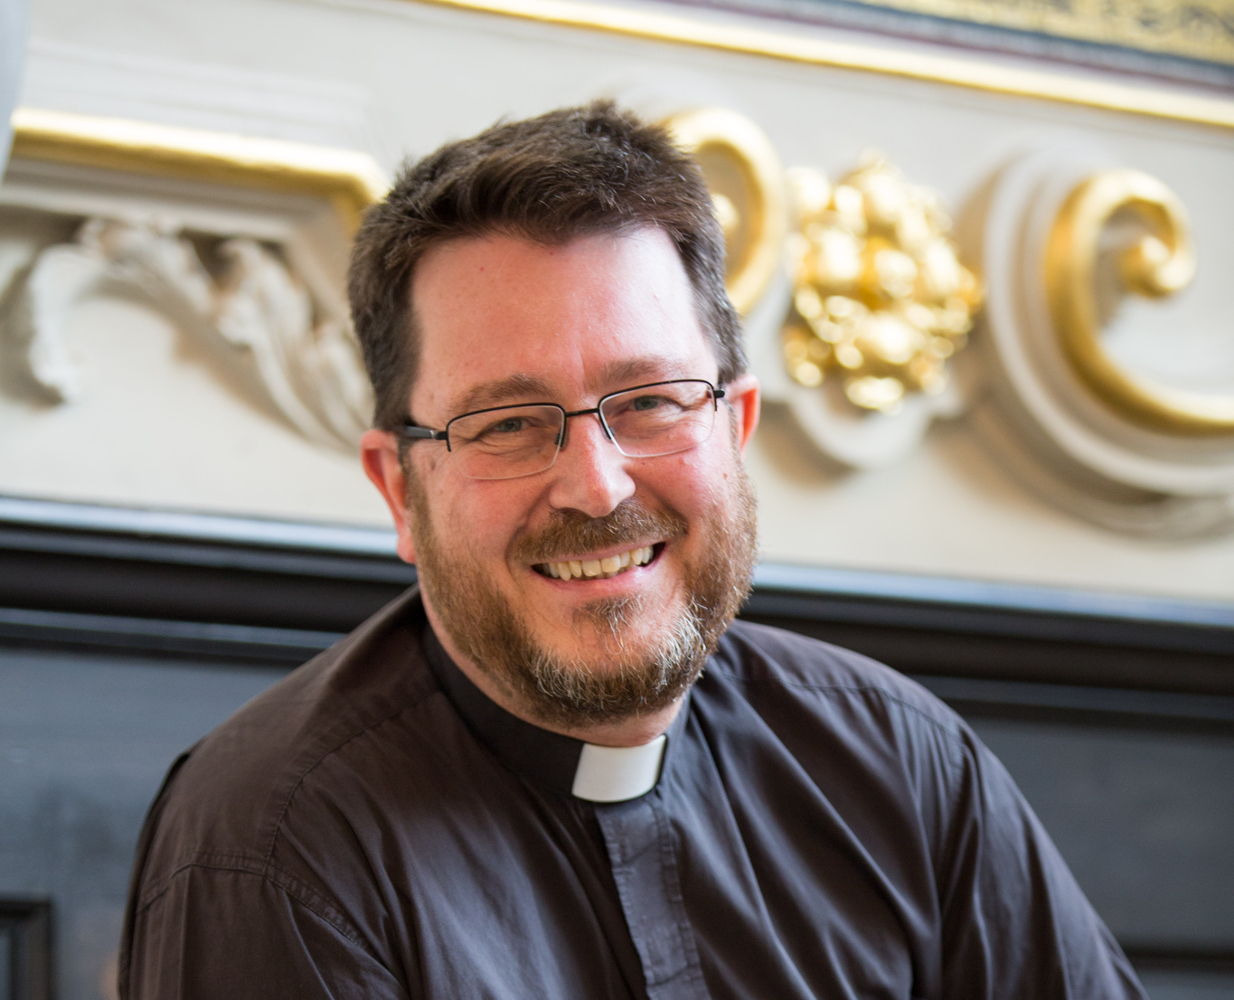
[[540, 545, 656, 581]]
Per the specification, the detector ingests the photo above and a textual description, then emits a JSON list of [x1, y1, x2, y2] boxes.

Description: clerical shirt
[[119, 587, 1145, 1000]]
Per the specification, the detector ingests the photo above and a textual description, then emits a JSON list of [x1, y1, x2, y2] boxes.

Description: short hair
[[348, 101, 745, 432]]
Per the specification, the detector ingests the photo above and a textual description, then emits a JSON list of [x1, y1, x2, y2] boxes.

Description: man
[[119, 103, 1145, 999]]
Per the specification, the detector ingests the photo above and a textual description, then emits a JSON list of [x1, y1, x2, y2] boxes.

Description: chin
[[542, 632, 671, 675]]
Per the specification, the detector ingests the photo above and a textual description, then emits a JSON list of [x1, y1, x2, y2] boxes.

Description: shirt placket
[[595, 793, 710, 1000]]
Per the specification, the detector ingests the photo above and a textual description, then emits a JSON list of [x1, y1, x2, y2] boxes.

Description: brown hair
[[348, 101, 744, 431]]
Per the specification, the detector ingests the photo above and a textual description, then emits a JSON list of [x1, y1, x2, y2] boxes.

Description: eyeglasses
[[402, 379, 726, 481]]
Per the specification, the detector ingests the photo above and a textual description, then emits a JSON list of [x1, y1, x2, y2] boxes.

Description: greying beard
[[521, 591, 712, 725], [406, 469, 756, 730]]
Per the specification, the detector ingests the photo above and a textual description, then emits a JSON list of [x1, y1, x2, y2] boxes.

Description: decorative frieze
[[3, 217, 371, 450], [3, 103, 1231, 539]]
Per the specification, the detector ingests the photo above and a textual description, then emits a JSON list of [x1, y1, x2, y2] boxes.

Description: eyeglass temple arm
[[401, 424, 448, 441]]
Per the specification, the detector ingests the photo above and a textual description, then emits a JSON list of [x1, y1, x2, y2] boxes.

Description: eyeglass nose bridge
[[555, 403, 617, 452]]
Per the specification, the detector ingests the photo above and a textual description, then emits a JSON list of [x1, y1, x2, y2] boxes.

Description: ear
[[360, 429, 418, 565], [722, 374, 760, 456]]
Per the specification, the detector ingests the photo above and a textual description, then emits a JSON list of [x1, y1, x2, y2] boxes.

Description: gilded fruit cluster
[[783, 157, 982, 413]]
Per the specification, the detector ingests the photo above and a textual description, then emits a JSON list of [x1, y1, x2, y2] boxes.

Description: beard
[[406, 462, 758, 730]]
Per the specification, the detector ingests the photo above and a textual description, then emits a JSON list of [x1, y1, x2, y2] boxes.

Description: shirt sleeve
[[935, 725, 1147, 1000], [120, 864, 409, 1000]]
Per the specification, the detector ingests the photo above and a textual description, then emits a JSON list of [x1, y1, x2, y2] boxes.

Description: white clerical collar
[[571, 735, 668, 803], [421, 620, 684, 804]]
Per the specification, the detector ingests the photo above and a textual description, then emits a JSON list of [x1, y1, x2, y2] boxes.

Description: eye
[[456, 409, 559, 449], [629, 394, 671, 412], [613, 392, 684, 418], [486, 416, 529, 435]]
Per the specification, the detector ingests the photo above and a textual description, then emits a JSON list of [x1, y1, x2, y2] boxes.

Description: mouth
[[533, 544, 660, 581]]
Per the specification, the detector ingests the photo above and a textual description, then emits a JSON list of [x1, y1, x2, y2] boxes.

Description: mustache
[[511, 499, 688, 564]]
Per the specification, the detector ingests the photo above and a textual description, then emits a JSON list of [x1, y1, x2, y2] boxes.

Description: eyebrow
[[447, 357, 710, 418], [451, 374, 554, 415], [593, 357, 702, 389]]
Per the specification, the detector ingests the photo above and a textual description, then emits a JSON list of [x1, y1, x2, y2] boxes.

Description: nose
[[545, 411, 637, 518]]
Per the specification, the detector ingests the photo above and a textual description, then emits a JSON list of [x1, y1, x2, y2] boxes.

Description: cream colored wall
[[5, 0, 1234, 600]]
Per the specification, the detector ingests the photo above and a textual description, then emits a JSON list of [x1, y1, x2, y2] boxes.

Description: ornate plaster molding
[[1043, 169, 1234, 436], [981, 143, 1234, 537], [9, 107, 388, 234], [2, 218, 371, 450], [663, 107, 787, 317], [757, 153, 981, 469], [399, 0, 1234, 130], [782, 157, 980, 413], [0, 110, 384, 452]]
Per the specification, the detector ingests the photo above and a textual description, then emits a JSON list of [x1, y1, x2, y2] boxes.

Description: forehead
[[409, 227, 715, 416]]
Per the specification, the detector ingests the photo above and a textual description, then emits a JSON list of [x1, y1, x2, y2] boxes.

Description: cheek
[[655, 447, 731, 509], [430, 480, 541, 557], [420, 448, 447, 476]]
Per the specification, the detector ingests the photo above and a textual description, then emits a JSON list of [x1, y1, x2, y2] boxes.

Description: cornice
[[403, 0, 1234, 130], [8, 107, 389, 232]]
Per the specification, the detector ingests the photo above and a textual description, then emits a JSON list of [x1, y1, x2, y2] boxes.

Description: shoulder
[[694, 621, 973, 862], [708, 619, 963, 741], [698, 619, 970, 804], [130, 589, 440, 910]]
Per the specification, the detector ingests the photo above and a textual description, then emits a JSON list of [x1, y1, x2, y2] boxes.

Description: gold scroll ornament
[[663, 108, 787, 316], [782, 156, 981, 413], [1045, 169, 1232, 436]]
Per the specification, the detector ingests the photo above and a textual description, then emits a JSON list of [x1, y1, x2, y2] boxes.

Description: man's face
[[385, 227, 760, 728]]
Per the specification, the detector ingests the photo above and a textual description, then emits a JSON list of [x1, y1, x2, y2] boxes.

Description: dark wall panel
[[0, 650, 285, 1000], [972, 717, 1234, 948]]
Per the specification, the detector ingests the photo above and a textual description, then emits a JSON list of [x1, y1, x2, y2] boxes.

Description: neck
[[424, 602, 684, 748]]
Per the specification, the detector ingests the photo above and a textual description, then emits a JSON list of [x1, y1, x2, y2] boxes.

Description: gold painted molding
[[1044, 168, 1234, 436], [782, 156, 981, 413], [8, 108, 389, 232], [402, 0, 1234, 130], [663, 107, 786, 315]]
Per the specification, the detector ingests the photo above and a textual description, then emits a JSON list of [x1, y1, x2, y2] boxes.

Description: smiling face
[[363, 227, 760, 737]]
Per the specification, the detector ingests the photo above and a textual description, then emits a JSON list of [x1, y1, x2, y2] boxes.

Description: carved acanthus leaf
[[1, 218, 372, 451]]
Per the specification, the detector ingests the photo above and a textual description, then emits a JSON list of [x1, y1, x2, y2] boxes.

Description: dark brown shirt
[[119, 588, 1145, 999]]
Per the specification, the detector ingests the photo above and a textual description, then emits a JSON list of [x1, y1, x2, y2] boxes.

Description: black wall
[[2, 501, 1232, 1000]]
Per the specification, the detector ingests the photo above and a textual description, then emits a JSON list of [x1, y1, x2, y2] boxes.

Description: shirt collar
[[421, 623, 686, 802]]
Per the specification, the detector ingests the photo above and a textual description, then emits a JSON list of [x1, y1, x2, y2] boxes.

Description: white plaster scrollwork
[[1, 217, 372, 451], [979, 143, 1234, 538]]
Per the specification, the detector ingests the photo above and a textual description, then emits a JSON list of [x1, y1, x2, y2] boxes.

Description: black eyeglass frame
[[400, 378, 727, 456]]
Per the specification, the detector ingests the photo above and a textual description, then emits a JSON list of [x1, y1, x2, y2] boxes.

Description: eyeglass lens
[[446, 381, 718, 481]]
